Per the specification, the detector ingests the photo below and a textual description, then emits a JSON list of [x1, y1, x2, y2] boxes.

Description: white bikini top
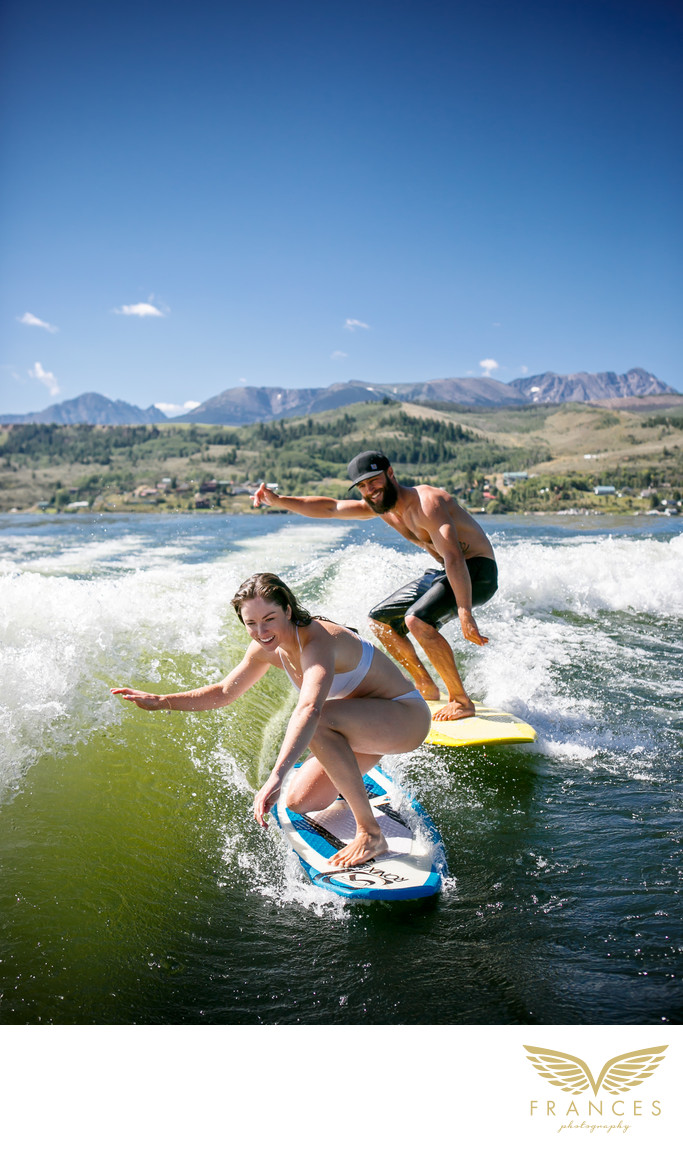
[[279, 626, 375, 699]]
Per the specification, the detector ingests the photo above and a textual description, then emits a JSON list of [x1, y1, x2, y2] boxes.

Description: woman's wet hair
[[231, 572, 314, 627]]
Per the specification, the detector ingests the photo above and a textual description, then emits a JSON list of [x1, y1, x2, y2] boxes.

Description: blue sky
[[1, 0, 681, 416]]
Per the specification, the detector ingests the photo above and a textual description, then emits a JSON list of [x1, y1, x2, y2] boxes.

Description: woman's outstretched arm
[[111, 642, 270, 711]]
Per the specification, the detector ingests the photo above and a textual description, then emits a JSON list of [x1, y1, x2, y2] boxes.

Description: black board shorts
[[368, 557, 498, 637]]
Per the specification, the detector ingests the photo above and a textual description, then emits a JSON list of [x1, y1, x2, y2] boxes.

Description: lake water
[[1, 510, 682, 1025]]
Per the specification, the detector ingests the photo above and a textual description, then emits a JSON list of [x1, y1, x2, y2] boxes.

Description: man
[[252, 450, 498, 720]]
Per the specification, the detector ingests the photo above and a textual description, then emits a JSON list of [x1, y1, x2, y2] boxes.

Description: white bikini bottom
[[391, 688, 426, 703]]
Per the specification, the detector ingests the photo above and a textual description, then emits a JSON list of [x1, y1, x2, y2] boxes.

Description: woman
[[112, 573, 431, 869]]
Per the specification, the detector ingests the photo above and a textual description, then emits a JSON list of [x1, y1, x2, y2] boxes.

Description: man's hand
[[251, 482, 279, 509], [458, 609, 489, 646]]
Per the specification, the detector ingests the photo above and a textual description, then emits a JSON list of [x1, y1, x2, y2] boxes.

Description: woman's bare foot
[[432, 699, 476, 721], [328, 828, 388, 869]]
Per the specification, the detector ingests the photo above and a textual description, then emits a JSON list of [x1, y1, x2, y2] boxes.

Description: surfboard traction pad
[[273, 763, 447, 901], [425, 699, 537, 748]]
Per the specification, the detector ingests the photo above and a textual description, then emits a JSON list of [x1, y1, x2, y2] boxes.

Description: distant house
[[503, 472, 528, 487], [66, 501, 90, 511], [199, 480, 217, 493], [594, 486, 616, 495], [230, 484, 259, 495]]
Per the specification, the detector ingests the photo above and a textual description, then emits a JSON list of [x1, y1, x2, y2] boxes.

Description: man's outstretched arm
[[251, 482, 374, 519]]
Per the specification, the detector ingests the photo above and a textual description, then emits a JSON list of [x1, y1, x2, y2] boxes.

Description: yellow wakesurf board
[[425, 699, 536, 748]]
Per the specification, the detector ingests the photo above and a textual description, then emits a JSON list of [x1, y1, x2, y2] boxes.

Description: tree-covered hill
[[0, 398, 681, 514]]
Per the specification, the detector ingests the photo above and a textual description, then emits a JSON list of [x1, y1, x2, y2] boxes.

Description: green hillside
[[1, 397, 682, 514]]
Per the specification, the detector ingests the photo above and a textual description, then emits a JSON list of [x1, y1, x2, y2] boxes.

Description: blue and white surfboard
[[273, 763, 446, 901]]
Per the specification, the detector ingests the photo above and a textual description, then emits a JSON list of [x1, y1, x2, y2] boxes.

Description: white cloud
[[331, 350, 348, 359], [18, 312, 58, 333], [29, 362, 60, 397], [154, 400, 200, 418], [479, 358, 499, 377], [114, 302, 165, 317], [239, 378, 247, 383], [519, 365, 529, 375], [344, 318, 370, 332]]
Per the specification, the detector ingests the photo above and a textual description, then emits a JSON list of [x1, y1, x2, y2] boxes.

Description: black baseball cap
[[347, 450, 391, 489]]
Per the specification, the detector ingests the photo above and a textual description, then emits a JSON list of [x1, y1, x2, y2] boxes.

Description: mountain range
[[0, 368, 677, 426], [0, 392, 163, 427]]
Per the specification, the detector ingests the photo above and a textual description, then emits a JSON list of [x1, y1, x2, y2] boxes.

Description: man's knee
[[405, 612, 436, 639], [368, 611, 408, 639]]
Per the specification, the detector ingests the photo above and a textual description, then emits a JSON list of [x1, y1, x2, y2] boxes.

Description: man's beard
[[362, 477, 398, 514]]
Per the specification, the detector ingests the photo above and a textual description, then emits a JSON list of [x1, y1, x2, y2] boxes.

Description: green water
[[1, 512, 682, 1024]]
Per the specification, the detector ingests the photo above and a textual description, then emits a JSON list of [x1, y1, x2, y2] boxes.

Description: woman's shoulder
[[301, 618, 359, 651], [304, 617, 340, 642], [244, 638, 279, 666], [311, 617, 358, 640]]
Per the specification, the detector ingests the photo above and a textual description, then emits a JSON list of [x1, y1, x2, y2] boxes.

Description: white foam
[[312, 534, 681, 778], [0, 519, 353, 793], [495, 532, 683, 617], [2, 517, 679, 800]]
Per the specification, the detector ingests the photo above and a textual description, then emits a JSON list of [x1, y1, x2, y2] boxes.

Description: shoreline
[[3, 504, 681, 521]]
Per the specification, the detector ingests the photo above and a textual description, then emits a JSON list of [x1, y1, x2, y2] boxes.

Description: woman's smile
[[241, 596, 293, 650]]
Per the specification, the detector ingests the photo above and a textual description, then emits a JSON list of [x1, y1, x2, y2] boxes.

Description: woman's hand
[[110, 687, 169, 711], [253, 772, 282, 828]]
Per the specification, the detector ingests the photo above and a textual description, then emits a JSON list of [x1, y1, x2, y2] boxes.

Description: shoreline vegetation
[[1, 397, 682, 517]]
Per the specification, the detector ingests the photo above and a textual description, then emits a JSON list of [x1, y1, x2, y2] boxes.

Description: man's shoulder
[[414, 483, 459, 510], [412, 485, 480, 533]]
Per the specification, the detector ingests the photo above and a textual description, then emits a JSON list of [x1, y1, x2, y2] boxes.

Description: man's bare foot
[[328, 829, 388, 869], [432, 700, 476, 721]]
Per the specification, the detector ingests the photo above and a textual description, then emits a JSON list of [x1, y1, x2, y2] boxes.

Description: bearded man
[[252, 450, 498, 720]]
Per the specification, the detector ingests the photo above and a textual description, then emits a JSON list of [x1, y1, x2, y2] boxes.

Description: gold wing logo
[[524, 1045, 667, 1096]]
